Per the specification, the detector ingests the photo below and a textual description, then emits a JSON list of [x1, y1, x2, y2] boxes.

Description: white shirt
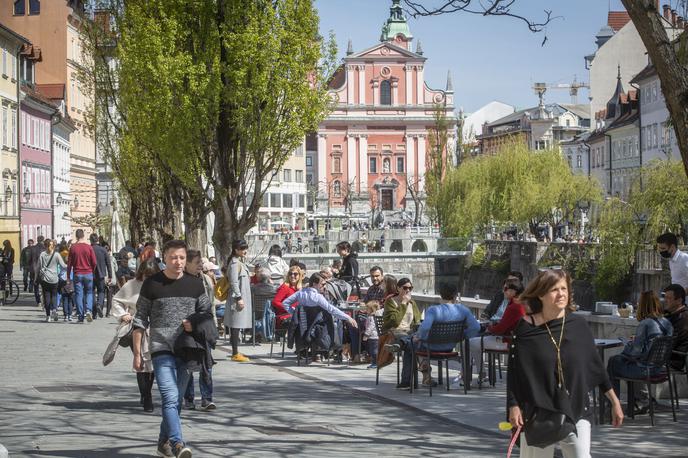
[[669, 249, 688, 289]]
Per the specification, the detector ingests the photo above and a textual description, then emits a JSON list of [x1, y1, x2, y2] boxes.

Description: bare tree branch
[[402, 0, 558, 34]]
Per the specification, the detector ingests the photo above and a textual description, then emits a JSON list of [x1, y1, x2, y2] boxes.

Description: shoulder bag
[[38, 252, 56, 283], [523, 313, 577, 448]]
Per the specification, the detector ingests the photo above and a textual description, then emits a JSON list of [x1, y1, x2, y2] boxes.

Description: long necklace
[[544, 313, 566, 392]]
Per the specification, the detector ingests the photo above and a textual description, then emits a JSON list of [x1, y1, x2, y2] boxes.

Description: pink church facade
[[314, 0, 456, 222]]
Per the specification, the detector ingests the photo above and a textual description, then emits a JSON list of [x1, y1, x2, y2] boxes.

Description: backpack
[[214, 276, 229, 302]]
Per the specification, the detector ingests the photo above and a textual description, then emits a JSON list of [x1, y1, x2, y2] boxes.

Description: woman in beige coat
[[111, 258, 160, 412]]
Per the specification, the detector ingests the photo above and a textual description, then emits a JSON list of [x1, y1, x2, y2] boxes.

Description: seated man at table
[[362, 266, 385, 303], [282, 273, 358, 329], [663, 283, 688, 370], [469, 279, 525, 384], [396, 282, 480, 390], [481, 271, 523, 321]]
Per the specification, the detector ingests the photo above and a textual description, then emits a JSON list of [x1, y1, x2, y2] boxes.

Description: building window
[[566, 119, 570, 127], [283, 169, 291, 182], [2, 106, 7, 148], [576, 155, 582, 169], [262, 193, 269, 207], [535, 140, 547, 150], [11, 109, 16, 149], [20, 57, 33, 84], [298, 194, 305, 208], [295, 170, 303, 182], [380, 80, 391, 105], [333, 180, 341, 197], [270, 193, 281, 208], [369, 157, 377, 173], [396, 157, 404, 173], [28, 0, 39, 15], [382, 158, 391, 173], [332, 157, 341, 173], [14, 0, 25, 15], [283, 193, 293, 208], [305, 156, 312, 167], [306, 173, 312, 185]]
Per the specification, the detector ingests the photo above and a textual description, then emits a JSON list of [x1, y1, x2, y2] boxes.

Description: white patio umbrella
[[110, 208, 125, 251]]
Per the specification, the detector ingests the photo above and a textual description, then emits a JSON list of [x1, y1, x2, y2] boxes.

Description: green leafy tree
[[87, 0, 336, 257], [437, 141, 601, 238], [594, 159, 688, 299], [425, 103, 452, 229]]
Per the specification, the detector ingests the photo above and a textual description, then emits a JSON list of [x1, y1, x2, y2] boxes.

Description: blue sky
[[314, 0, 628, 113]]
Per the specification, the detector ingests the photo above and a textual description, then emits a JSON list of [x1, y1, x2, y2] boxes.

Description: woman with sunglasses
[[382, 278, 421, 339], [469, 279, 525, 384], [272, 266, 303, 328]]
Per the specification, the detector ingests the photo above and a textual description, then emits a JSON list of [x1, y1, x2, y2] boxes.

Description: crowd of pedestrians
[[11, 228, 688, 458]]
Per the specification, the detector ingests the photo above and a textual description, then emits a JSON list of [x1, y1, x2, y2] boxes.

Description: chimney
[[672, 9, 677, 26], [663, 4, 671, 20]]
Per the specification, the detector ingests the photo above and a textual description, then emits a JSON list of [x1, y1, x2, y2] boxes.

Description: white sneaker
[[86, 311, 93, 322], [45, 315, 51, 322]]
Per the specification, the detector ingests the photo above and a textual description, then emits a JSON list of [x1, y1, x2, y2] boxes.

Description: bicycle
[[0, 277, 19, 305]]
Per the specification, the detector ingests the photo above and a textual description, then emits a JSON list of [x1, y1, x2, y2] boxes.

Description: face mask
[[659, 250, 672, 259]]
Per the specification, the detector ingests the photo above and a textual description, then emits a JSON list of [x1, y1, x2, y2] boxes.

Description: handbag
[[523, 314, 577, 448], [38, 252, 56, 283], [376, 331, 396, 368], [118, 326, 135, 348]]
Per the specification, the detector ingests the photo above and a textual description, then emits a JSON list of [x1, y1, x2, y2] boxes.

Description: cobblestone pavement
[[2, 293, 686, 457], [0, 295, 506, 457]]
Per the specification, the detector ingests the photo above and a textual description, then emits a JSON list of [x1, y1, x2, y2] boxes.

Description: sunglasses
[[401, 285, 413, 291], [289, 272, 300, 276]]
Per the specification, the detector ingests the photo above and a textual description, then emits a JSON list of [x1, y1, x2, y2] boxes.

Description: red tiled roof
[[21, 84, 58, 109], [608, 11, 631, 32], [628, 89, 637, 101], [35, 83, 66, 101]]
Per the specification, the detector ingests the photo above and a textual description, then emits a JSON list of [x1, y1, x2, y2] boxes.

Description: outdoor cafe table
[[594, 338, 625, 424]]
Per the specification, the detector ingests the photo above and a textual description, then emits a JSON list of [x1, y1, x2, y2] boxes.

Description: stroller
[[322, 278, 353, 306], [287, 304, 344, 365]]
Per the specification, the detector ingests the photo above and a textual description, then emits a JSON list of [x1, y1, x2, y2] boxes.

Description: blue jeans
[[607, 353, 662, 396], [74, 273, 94, 320], [60, 293, 73, 317], [152, 354, 192, 447], [184, 370, 213, 402]]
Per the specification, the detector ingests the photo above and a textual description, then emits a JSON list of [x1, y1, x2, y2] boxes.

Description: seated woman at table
[[271, 265, 303, 327], [469, 279, 525, 374], [382, 277, 421, 339], [607, 290, 673, 400]]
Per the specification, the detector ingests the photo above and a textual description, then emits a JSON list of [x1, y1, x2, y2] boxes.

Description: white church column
[[358, 134, 368, 194], [358, 65, 366, 105], [347, 134, 357, 187], [405, 65, 412, 105], [416, 65, 424, 105], [317, 133, 327, 196], [372, 80, 379, 105], [392, 78, 399, 107], [347, 65, 355, 105], [417, 134, 426, 192], [406, 134, 416, 182]]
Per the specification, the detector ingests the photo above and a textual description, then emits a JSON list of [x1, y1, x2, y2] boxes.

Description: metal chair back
[[425, 320, 466, 346], [373, 314, 385, 336], [644, 335, 674, 368]]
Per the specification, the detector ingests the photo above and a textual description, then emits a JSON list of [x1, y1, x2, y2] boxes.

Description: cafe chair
[[670, 350, 687, 410], [412, 320, 467, 397], [617, 335, 677, 426]]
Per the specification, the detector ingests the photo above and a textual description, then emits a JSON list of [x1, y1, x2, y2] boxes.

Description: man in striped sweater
[[133, 240, 211, 458]]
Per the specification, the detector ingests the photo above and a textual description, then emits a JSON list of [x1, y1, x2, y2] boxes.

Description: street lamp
[[23, 188, 30, 205], [576, 199, 590, 239]]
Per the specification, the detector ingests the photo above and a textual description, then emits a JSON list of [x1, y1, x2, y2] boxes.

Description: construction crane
[[533, 77, 590, 104]]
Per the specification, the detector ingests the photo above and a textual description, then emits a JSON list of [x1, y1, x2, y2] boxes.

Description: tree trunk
[[622, 0, 688, 177], [183, 194, 209, 253]]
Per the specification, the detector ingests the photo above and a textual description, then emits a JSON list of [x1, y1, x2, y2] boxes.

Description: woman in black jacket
[[507, 269, 623, 456], [335, 241, 358, 281]]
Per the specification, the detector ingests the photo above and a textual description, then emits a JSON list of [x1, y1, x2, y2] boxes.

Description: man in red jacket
[[68, 229, 97, 323]]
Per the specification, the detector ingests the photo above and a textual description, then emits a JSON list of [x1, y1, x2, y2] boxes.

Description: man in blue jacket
[[397, 282, 480, 389]]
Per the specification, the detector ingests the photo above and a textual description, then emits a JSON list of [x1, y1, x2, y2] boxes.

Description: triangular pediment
[[347, 42, 424, 60]]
